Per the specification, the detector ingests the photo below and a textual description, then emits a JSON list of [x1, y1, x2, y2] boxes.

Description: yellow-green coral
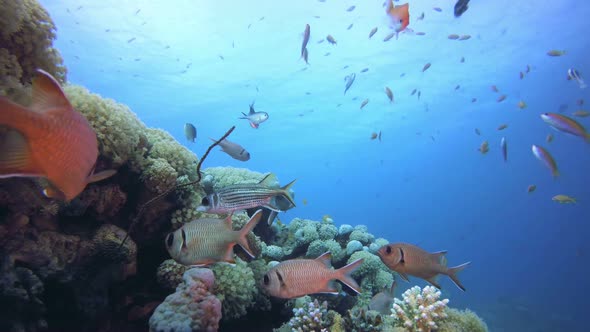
[[438, 308, 488, 332], [0, 0, 66, 96], [201, 167, 270, 191], [211, 258, 257, 320]]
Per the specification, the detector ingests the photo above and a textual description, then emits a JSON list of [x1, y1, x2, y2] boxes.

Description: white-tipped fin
[[30, 69, 71, 114]]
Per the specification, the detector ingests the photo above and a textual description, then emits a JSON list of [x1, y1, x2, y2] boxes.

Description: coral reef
[[211, 258, 257, 320], [437, 308, 488, 332], [149, 268, 221, 332], [0, 0, 66, 98], [391, 286, 449, 332]]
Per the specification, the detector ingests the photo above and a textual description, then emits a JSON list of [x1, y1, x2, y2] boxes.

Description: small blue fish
[[240, 102, 269, 129], [344, 73, 356, 95]]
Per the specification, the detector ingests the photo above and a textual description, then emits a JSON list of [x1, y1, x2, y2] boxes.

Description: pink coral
[[149, 268, 222, 332]]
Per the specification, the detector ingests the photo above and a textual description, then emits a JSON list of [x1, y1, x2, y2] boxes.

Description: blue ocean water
[[41, 0, 589, 330]]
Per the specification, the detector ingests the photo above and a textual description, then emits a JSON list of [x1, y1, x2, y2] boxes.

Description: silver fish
[[184, 123, 196, 142], [165, 210, 262, 266], [211, 137, 250, 161], [344, 73, 356, 95], [239, 102, 269, 129], [369, 281, 396, 314], [501, 137, 507, 162], [197, 173, 297, 214]]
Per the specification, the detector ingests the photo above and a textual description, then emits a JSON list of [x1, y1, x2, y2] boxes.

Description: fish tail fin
[[336, 258, 364, 294], [236, 209, 263, 257], [280, 179, 297, 206], [447, 261, 471, 291]]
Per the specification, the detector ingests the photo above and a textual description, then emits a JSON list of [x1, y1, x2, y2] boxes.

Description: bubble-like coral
[[156, 259, 189, 291], [437, 308, 488, 332], [211, 258, 257, 320], [0, 0, 66, 97]]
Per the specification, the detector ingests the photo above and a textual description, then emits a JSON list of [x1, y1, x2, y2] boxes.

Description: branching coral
[[0, 0, 66, 97], [149, 268, 221, 332], [288, 298, 330, 332], [391, 286, 449, 332]]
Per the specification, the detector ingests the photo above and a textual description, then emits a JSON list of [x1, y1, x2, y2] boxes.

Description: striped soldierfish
[[377, 242, 471, 291], [165, 209, 262, 266], [262, 252, 364, 299], [0, 69, 116, 201], [197, 173, 296, 214]]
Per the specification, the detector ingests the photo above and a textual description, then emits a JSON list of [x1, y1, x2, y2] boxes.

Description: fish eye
[[166, 233, 174, 247], [263, 274, 270, 285], [201, 197, 209, 206], [386, 245, 392, 254], [399, 19, 403, 23]]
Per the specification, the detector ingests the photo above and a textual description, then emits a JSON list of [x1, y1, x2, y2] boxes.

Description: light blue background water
[[41, 0, 590, 330]]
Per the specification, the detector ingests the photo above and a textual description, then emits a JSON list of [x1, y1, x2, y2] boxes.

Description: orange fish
[[385, 0, 410, 34], [377, 243, 470, 291], [0, 69, 115, 201], [262, 252, 363, 299]]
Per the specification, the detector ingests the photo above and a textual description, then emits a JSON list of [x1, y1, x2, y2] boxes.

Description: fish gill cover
[[0, 0, 589, 331]]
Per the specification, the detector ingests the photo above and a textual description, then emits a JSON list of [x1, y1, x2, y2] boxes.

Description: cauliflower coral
[[391, 285, 449, 332]]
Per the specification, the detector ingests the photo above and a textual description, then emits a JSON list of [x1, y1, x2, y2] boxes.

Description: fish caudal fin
[[335, 258, 364, 294], [0, 129, 42, 177], [236, 209, 263, 257], [446, 261, 471, 291], [279, 179, 298, 207]]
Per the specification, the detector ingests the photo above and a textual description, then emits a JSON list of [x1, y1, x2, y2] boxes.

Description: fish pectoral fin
[[86, 169, 117, 184], [398, 272, 410, 282], [426, 276, 442, 290], [431, 251, 448, 266], [266, 210, 278, 225], [0, 130, 43, 177], [30, 69, 72, 114]]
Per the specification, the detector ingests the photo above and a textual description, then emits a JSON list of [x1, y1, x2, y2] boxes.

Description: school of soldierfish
[[0, 0, 586, 304]]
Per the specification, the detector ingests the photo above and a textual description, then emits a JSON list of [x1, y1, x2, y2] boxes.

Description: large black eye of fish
[[166, 233, 174, 247], [385, 245, 392, 254], [201, 197, 210, 206], [263, 274, 270, 285]]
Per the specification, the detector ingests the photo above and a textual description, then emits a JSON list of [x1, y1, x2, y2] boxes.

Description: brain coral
[[0, 0, 66, 97]]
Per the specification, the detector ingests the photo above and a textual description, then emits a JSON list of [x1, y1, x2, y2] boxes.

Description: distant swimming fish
[[240, 102, 269, 129], [567, 68, 586, 89], [385, 87, 394, 102], [369, 27, 378, 38], [532, 145, 559, 177], [212, 137, 250, 161], [184, 123, 196, 142], [454, 0, 470, 17], [344, 73, 356, 95], [301, 24, 310, 59]]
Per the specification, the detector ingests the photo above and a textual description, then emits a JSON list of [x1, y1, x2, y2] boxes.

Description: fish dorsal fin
[[259, 173, 278, 186], [30, 69, 71, 115], [432, 251, 448, 266], [316, 252, 332, 268], [249, 102, 256, 114], [386, 0, 394, 12]]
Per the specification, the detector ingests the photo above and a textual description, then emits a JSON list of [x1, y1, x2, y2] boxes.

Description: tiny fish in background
[[369, 281, 396, 314], [459, 34, 471, 40], [455, 85, 460, 90], [360, 99, 369, 109], [360, 68, 369, 73], [417, 91, 421, 99], [552, 195, 577, 204], [184, 123, 197, 142], [478, 141, 489, 154], [383, 32, 396, 42], [526, 64, 531, 73], [347, 23, 353, 30], [212, 137, 250, 161], [417, 12, 425, 20], [240, 102, 269, 129], [344, 73, 356, 95], [347, 5, 356, 12], [371, 131, 382, 141], [501, 137, 507, 162], [576, 99, 584, 106], [567, 68, 586, 89], [547, 49, 566, 56], [573, 110, 590, 117], [448, 34, 460, 40], [127, 37, 136, 43], [385, 87, 394, 102], [454, 0, 470, 17], [301, 24, 310, 59], [519, 72, 525, 79], [532, 145, 559, 177], [326, 35, 337, 44], [497, 124, 508, 130], [546, 133, 554, 143], [415, 31, 426, 36], [497, 95, 507, 102], [377, 243, 471, 291], [517, 100, 527, 109], [540, 113, 590, 142], [422, 63, 431, 72], [527, 185, 537, 193], [474, 128, 481, 135], [433, 7, 442, 12], [471, 97, 477, 102], [262, 252, 364, 299], [369, 27, 378, 38], [411, 89, 417, 96], [165, 210, 262, 266], [0, 69, 116, 201], [491, 85, 499, 92]]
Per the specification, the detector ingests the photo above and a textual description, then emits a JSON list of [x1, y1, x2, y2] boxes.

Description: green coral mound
[[438, 308, 488, 332], [0, 0, 66, 97], [211, 258, 257, 320]]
